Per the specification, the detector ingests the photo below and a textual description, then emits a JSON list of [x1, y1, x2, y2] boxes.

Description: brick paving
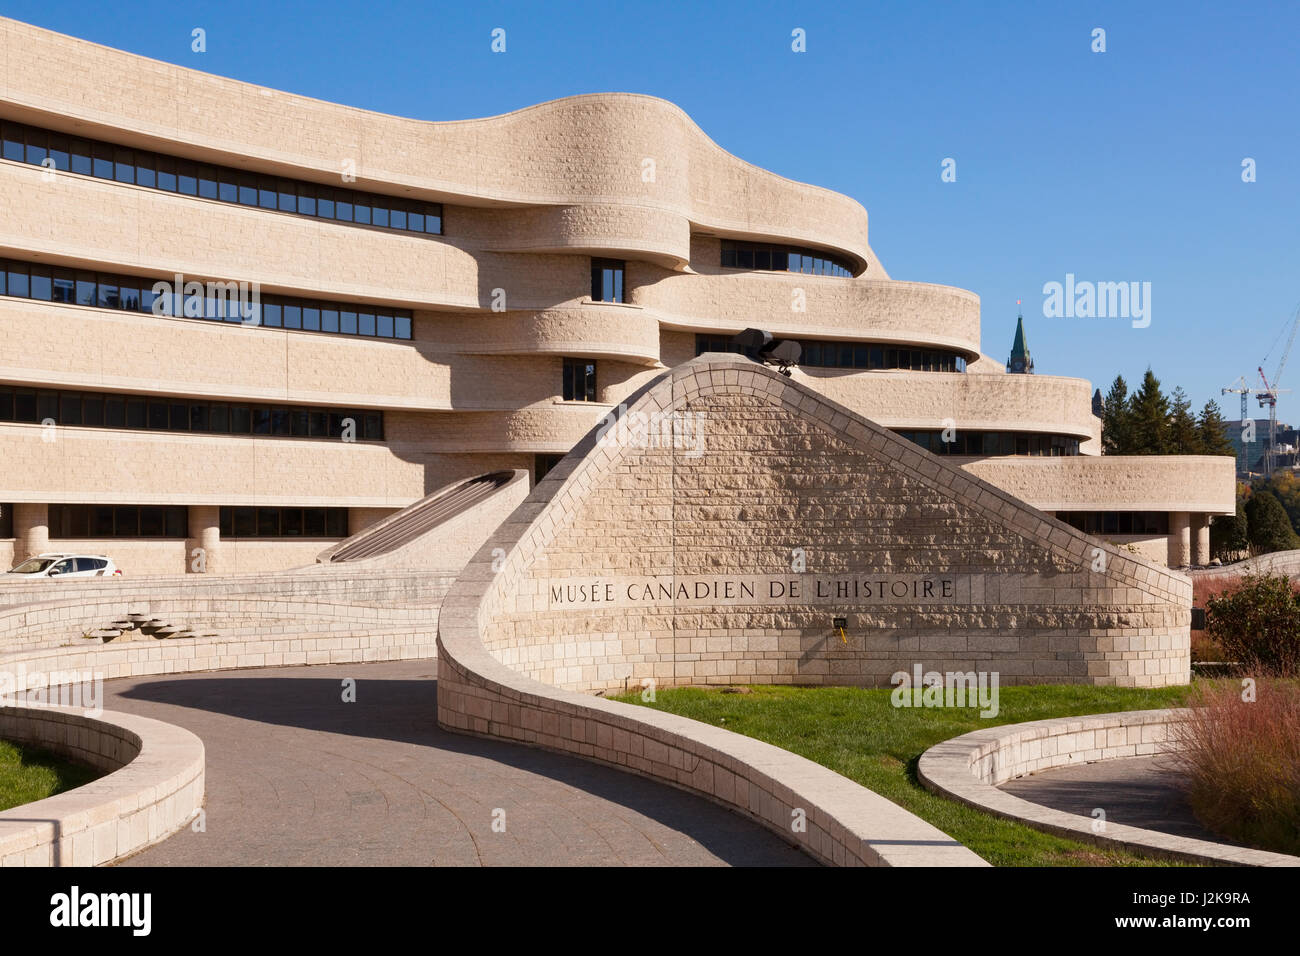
[[107, 660, 813, 867]]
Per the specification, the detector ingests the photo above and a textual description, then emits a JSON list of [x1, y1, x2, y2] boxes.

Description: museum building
[[0, 17, 1233, 575]]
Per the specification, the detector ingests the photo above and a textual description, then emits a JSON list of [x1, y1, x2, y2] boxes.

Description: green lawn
[[0, 739, 101, 812], [611, 682, 1195, 866]]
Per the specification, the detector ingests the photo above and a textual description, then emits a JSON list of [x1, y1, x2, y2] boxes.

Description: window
[[0, 256, 413, 341], [898, 430, 1080, 457], [0, 503, 12, 539], [590, 259, 625, 303], [0, 385, 383, 441], [720, 240, 855, 278], [48, 504, 188, 538], [693, 334, 965, 372], [562, 358, 597, 402], [219, 506, 347, 538], [534, 454, 564, 483]]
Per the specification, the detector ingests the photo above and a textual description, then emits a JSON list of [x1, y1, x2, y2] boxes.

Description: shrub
[[1171, 679, 1300, 855], [1210, 500, 1248, 560], [1204, 572, 1300, 675], [1245, 491, 1300, 554]]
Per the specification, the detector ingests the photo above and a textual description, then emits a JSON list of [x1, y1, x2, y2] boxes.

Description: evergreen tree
[[1245, 490, 1300, 554], [1101, 375, 1132, 455], [1196, 398, 1236, 457], [1128, 368, 1171, 454], [1210, 497, 1249, 559], [1166, 387, 1202, 454]]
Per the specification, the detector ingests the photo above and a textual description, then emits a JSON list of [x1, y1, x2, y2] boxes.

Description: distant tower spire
[[1007, 302, 1034, 374]]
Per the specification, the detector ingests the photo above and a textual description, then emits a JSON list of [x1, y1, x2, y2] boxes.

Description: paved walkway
[[1001, 755, 1242, 846], [107, 661, 813, 867]]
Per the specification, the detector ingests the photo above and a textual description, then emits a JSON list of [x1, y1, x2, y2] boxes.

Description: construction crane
[[1256, 303, 1300, 474], [1221, 376, 1260, 475]]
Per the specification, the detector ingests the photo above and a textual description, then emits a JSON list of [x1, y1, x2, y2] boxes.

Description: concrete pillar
[[1168, 511, 1191, 568], [14, 503, 49, 562], [187, 505, 221, 573], [1191, 514, 1211, 566]]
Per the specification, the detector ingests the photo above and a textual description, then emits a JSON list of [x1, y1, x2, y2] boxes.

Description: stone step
[[86, 628, 121, 640]]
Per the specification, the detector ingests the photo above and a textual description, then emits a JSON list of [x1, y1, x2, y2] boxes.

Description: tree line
[[1100, 369, 1235, 456]]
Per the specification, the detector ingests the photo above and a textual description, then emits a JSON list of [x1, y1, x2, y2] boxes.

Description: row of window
[[897, 430, 1082, 457], [562, 358, 598, 402], [219, 507, 348, 539], [720, 240, 855, 278], [1056, 511, 1171, 536], [0, 386, 383, 441], [1, 119, 443, 236], [694, 335, 966, 373], [0, 257, 414, 340], [40, 504, 351, 539], [49, 504, 189, 539]]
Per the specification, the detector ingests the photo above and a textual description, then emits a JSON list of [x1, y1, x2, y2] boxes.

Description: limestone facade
[[0, 17, 1233, 574]]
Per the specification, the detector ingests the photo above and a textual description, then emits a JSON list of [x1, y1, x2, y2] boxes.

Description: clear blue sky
[[8, 0, 1299, 420]]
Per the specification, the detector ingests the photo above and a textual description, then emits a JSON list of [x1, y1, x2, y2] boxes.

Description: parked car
[[3, 553, 121, 578]]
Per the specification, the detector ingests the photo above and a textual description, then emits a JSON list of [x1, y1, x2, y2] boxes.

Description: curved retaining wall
[[916, 709, 1299, 866], [0, 704, 204, 866]]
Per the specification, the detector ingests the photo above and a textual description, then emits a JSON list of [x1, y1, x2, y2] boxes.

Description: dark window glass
[[155, 155, 177, 191], [390, 207, 406, 230], [47, 134, 70, 171], [258, 176, 277, 209], [335, 193, 352, 221], [251, 407, 271, 435], [198, 165, 218, 199], [353, 198, 371, 224], [2, 122, 24, 162], [308, 411, 328, 437], [270, 408, 290, 435], [36, 392, 57, 424], [321, 308, 339, 333], [177, 161, 198, 195], [7, 263, 28, 298], [209, 404, 228, 432], [326, 509, 347, 537], [290, 409, 310, 436], [238, 173, 257, 206], [283, 304, 301, 330], [372, 205, 389, 228], [278, 180, 296, 213], [317, 191, 335, 219], [59, 393, 81, 426], [190, 404, 209, 431], [105, 396, 126, 428], [134, 153, 155, 188], [70, 139, 92, 176], [112, 148, 134, 184], [13, 389, 36, 422], [231, 406, 251, 433], [29, 266, 52, 301], [24, 127, 47, 166], [340, 310, 357, 334], [363, 413, 382, 440], [297, 184, 316, 216], [169, 402, 188, 430], [233, 507, 255, 538], [218, 169, 238, 203], [304, 509, 326, 536], [359, 312, 376, 336], [395, 314, 411, 339], [281, 508, 303, 537], [0, 388, 13, 421], [257, 507, 280, 536], [302, 306, 320, 331], [376, 313, 394, 338], [425, 210, 442, 234], [146, 400, 167, 429], [262, 302, 282, 327], [408, 211, 424, 233]]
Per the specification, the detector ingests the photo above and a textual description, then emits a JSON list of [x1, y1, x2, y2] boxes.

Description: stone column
[[14, 503, 49, 562], [188, 505, 221, 574], [1167, 511, 1191, 568], [1191, 514, 1211, 566]]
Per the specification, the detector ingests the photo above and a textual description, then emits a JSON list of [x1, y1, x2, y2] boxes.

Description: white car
[[3, 553, 121, 578]]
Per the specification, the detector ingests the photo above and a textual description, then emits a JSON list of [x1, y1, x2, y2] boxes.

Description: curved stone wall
[[916, 710, 1299, 866], [0, 20, 875, 269], [0, 704, 204, 866]]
